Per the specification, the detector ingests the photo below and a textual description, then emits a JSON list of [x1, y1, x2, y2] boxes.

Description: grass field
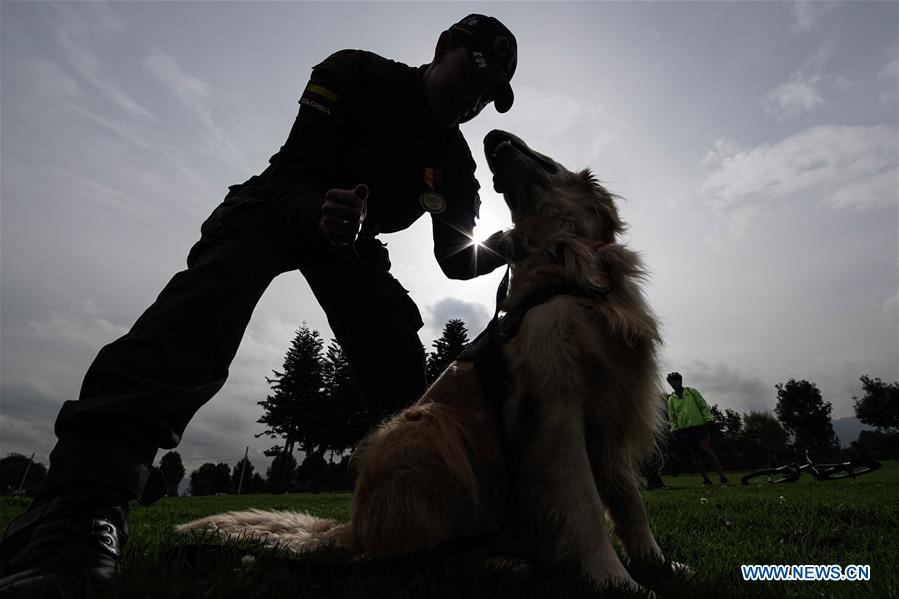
[[2, 463, 897, 598]]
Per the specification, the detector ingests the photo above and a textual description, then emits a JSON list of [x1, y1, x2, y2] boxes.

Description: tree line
[[658, 376, 899, 475], [2, 320, 896, 496]]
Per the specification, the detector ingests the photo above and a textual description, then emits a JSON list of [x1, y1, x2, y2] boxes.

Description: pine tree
[[189, 462, 231, 496], [265, 448, 297, 493], [426, 318, 470, 384], [230, 457, 255, 494], [0, 453, 47, 497], [708, 404, 726, 437], [250, 473, 266, 493], [324, 339, 369, 451], [257, 323, 328, 460], [723, 408, 743, 439], [159, 451, 185, 497]]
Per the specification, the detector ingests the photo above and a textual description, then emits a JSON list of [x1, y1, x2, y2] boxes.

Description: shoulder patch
[[300, 82, 338, 115]]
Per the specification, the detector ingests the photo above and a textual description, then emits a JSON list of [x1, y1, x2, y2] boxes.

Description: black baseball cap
[[449, 14, 517, 113]]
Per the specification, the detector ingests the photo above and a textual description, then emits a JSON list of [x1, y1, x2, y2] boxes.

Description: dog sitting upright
[[179, 130, 672, 593]]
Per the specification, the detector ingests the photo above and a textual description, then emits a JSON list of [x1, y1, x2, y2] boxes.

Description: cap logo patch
[[472, 50, 488, 69]]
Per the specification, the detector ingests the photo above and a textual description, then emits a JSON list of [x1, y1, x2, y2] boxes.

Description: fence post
[[15, 452, 35, 494], [237, 446, 249, 495]]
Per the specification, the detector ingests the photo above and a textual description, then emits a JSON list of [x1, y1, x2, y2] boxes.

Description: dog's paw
[[619, 575, 653, 597], [670, 560, 695, 578], [593, 572, 651, 597], [483, 556, 530, 574]]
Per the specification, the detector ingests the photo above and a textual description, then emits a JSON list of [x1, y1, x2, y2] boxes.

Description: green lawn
[[2, 463, 897, 598]]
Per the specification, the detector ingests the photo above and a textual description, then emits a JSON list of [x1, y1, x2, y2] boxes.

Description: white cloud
[[48, 3, 156, 122], [12, 56, 83, 106], [877, 47, 898, 81], [702, 203, 767, 246], [701, 139, 742, 169], [878, 46, 899, 105], [142, 47, 242, 163], [21, 294, 127, 352], [5, 54, 153, 157], [509, 85, 616, 139], [497, 86, 627, 161], [74, 108, 153, 149], [701, 125, 898, 211], [762, 72, 825, 120], [830, 75, 856, 91], [426, 297, 491, 342], [823, 167, 899, 211], [0, 382, 61, 464], [790, 1, 837, 33], [661, 359, 772, 413], [885, 294, 899, 331], [25, 164, 157, 221]]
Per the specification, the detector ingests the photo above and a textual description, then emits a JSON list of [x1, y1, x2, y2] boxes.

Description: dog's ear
[[558, 239, 612, 293], [503, 230, 531, 262], [579, 168, 626, 242]]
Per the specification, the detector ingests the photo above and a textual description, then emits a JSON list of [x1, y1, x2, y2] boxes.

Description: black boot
[[0, 486, 130, 597]]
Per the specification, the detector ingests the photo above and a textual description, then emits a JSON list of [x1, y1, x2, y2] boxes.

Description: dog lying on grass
[[179, 130, 676, 593]]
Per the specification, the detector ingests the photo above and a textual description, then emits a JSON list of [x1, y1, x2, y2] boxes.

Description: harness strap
[[440, 265, 608, 555]]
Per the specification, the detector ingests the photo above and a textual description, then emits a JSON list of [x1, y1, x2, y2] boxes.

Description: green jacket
[[667, 387, 713, 431]]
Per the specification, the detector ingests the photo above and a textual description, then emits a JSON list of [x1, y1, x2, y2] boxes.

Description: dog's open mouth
[[484, 130, 558, 207]]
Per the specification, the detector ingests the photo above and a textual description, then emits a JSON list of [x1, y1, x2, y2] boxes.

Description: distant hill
[[832, 416, 875, 448]]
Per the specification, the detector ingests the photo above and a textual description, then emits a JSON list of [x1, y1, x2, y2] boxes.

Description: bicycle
[[740, 451, 881, 485]]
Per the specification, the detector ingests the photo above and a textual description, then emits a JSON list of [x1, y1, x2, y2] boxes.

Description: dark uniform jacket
[[243, 49, 507, 280]]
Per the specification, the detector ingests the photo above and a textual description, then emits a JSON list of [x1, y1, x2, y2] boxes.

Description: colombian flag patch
[[300, 82, 338, 115]]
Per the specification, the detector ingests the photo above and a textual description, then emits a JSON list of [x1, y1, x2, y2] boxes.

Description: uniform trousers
[[43, 181, 428, 504]]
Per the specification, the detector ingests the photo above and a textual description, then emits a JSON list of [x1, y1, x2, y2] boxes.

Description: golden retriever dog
[[178, 129, 672, 593]]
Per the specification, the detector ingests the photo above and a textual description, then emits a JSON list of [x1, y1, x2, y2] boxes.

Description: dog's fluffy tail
[[175, 509, 352, 554]]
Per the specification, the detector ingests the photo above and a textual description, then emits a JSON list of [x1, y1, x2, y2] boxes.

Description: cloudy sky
[[2, 1, 896, 475]]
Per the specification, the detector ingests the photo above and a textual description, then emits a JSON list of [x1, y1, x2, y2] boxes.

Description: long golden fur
[[178, 130, 672, 592]]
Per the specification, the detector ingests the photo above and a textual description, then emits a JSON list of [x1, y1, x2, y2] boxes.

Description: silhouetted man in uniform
[[0, 14, 517, 595]]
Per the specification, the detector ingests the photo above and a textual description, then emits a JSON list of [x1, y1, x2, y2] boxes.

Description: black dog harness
[[457, 264, 610, 404]]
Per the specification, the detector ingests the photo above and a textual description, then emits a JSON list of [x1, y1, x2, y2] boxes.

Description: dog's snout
[[484, 130, 558, 175], [531, 151, 558, 175], [484, 130, 515, 157]]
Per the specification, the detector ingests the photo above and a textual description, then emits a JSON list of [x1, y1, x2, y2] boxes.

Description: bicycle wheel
[[741, 467, 799, 485], [818, 467, 853, 480], [819, 461, 882, 480]]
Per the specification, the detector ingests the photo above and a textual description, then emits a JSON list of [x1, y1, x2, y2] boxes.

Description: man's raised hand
[[319, 184, 368, 247]]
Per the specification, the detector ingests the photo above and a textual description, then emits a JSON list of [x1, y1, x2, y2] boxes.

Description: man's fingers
[[321, 184, 368, 246], [322, 203, 365, 222], [321, 216, 361, 233], [354, 184, 369, 222], [325, 187, 366, 209], [320, 215, 361, 248]]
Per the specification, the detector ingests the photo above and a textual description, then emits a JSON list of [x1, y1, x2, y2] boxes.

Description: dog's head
[[484, 129, 624, 245], [485, 130, 630, 294]]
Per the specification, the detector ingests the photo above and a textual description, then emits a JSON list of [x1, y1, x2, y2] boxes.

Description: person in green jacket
[[666, 372, 730, 486]]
